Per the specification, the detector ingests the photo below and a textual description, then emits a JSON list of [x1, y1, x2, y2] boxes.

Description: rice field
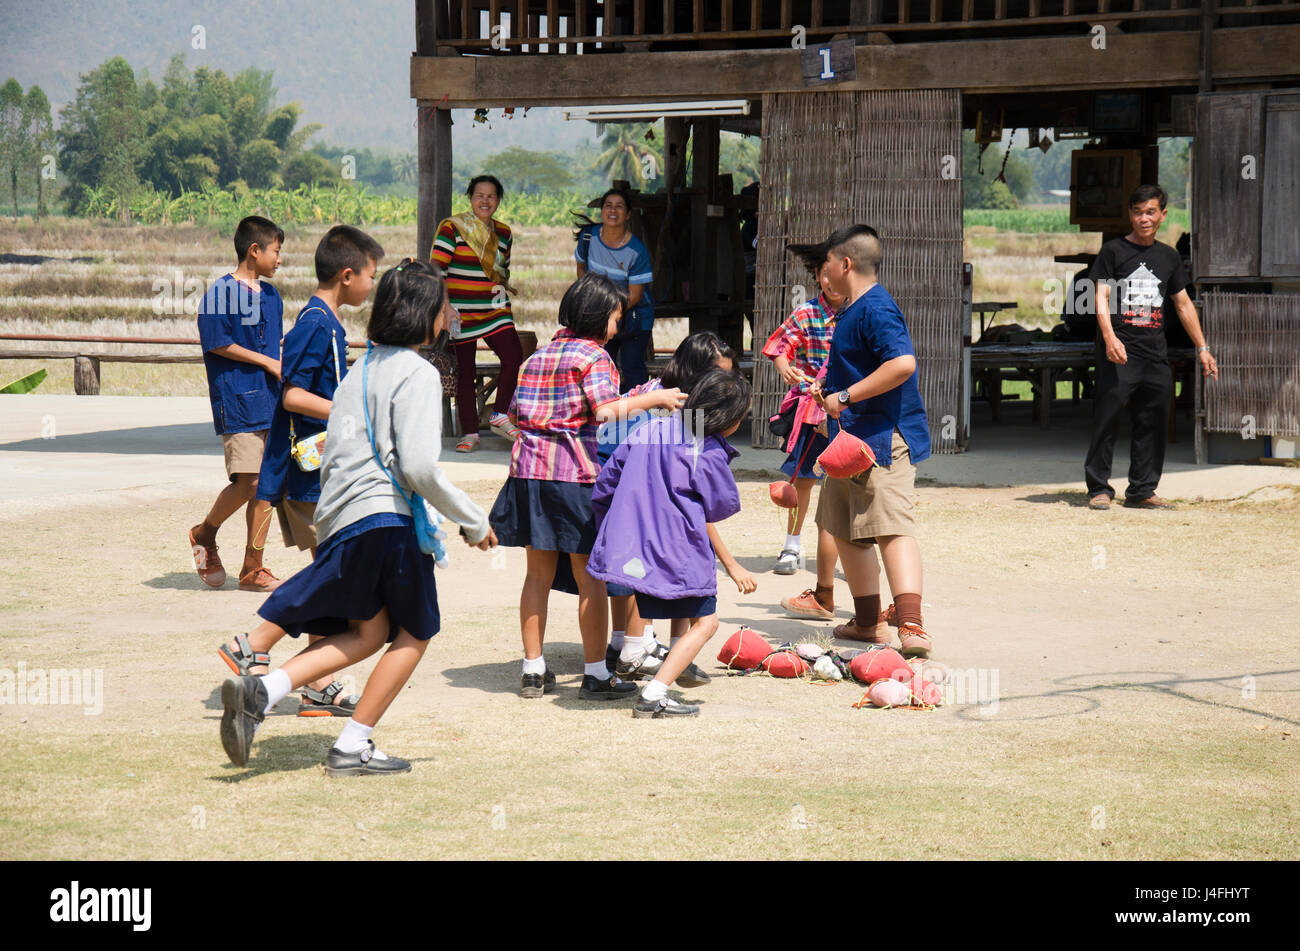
[[0, 213, 1184, 395]]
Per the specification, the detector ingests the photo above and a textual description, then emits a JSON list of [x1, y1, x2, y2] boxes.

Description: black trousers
[[1084, 355, 1173, 501]]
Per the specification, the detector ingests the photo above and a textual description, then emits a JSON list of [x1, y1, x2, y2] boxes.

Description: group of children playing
[[204, 214, 933, 776]]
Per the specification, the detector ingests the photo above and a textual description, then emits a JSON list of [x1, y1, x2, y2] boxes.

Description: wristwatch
[[836, 389, 852, 406], [1197, 346, 1211, 353]]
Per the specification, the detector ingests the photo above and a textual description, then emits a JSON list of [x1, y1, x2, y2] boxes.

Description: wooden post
[[690, 117, 722, 340], [851, 0, 883, 43], [73, 355, 100, 395], [417, 104, 453, 262], [1200, 0, 1218, 92]]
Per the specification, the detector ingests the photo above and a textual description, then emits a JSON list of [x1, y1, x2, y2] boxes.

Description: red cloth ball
[[717, 627, 770, 670], [849, 646, 911, 685]]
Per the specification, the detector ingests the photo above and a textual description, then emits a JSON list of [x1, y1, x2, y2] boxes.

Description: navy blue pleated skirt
[[490, 477, 597, 554], [634, 592, 718, 620], [781, 426, 830, 481], [257, 516, 440, 642]]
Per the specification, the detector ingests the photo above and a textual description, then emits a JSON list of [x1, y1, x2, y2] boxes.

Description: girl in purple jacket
[[587, 368, 755, 718]]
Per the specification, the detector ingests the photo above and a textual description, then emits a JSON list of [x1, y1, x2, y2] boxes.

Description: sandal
[[298, 681, 360, 717], [455, 433, 480, 453], [218, 632, 271, 676], [488, 413, 522, 441]]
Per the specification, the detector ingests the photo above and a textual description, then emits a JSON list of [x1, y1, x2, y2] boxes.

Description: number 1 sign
[[801, 39, 857, 87]]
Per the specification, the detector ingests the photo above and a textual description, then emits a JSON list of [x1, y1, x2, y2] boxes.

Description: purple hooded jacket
[[587, 414, 741, 600]]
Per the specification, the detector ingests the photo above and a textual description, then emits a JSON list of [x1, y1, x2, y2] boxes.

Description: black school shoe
[[633, 695, 700, 718], [220, 675, 267, 766], [675, 662, 712, 687], [520, 668, 556, 699], [578, 673, 638, 700], [325, 740, 411, 777]]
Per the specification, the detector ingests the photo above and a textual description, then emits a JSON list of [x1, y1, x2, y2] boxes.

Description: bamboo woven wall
[[1202, 292, 1300, 437], [752, 89, 963, 451]]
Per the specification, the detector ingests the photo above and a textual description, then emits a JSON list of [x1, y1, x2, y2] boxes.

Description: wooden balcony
[[421, 0, 1300, 53]]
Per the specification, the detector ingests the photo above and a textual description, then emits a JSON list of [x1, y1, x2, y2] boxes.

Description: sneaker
[[773, 547, 801, 575], [781, 588, 834, 620], [189, 529, 226, 588], [488, 412, 521, 441], [238, 566, 282, 593], [520, 668, 556, 699], [1124, 494, 1174, 510], [898, 622, 933, 659], [633, 695, 700, 718], [675, 662, 712, 687], [832, 617, 892, 645], [325, 740, 412, 777], [219, 675, 267, 766], [1088, 493, 1112, 510], [578, 674, 638, 700]]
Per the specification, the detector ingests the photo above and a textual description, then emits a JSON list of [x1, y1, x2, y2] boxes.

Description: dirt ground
[[1, 430, 1297, 859]]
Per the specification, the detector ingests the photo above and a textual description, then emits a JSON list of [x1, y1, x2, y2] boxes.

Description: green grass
[[965, 206, 1191, 234]]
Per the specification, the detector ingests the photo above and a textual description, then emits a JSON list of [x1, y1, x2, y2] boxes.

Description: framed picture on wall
[[1070, 149, 1143, 232]]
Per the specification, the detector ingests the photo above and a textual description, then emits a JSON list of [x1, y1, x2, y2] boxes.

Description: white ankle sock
[[335, 718, 373, 754], [610, 630, 625, 650], [584, 660, 610, 680], [641, 680, 668, 702], [642, 631, 658, 651], [620, 642, 645, 664], [261, 669, 292, 713], [522, 656, 546, 676], [785, 534, 802, 552], [643, 623, 656, 642]]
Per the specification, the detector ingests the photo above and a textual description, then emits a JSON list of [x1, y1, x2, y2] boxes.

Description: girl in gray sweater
[[219, 259, 497, 776]]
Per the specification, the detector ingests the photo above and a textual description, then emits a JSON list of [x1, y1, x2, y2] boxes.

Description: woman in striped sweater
[[432, 174, 524, 452]]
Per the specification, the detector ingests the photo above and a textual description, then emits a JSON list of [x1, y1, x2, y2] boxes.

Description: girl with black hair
[[587, 368, 755, 718], [489, 272, 685, 701], [218, 259, 497, 776]]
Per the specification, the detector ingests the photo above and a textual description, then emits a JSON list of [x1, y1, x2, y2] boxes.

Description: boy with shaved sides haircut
[[808, 225, 935, 658]]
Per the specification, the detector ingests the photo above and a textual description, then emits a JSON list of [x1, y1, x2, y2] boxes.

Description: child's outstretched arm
[[594, 386, 685, 424], [707, 523, 756, 594]]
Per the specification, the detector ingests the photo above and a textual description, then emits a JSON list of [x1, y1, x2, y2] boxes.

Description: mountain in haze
[[0, 0, 599, 157]]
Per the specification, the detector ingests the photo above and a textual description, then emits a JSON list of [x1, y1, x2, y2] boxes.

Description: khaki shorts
[[275, 499, 318, 551], [222, 430, 268, 479], [815, 431, 916, 547]]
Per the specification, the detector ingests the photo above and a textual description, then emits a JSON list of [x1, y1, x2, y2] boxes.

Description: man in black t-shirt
[[1084, 184, 1219, 510]]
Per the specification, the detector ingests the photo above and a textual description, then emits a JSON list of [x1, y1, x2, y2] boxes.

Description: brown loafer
[[898, 622, 933, 659], [832, 617, 892, 645], [1088, 493, 1111, 510], [1124, 494, 1174, 510], [238, 566, 283, 593], [189, 529, 226, 588]]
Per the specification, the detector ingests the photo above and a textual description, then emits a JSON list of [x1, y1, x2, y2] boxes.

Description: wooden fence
[[1201, 292, 1300, 438], [751, 88, 963, 451]]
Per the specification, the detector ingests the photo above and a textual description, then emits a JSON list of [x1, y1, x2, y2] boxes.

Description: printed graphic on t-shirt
[[1116, 263, 1164, 330]]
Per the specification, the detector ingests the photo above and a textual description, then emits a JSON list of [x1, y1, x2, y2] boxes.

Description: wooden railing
[[430, 0, 1297, 52]]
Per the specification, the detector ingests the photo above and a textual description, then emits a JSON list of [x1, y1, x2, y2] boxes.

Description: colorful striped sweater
[[430, 218, 514, 341]]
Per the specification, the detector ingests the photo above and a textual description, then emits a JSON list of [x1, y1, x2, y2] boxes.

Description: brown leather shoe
[[898, 622, 933, 659], [189, 528, 226, 588], [1088, 493, 1111, 510], [833, 617, 892, 645], [238, 566, 283, 593], [1124, 494, 1174, 510]]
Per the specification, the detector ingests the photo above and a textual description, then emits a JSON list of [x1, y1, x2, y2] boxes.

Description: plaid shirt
[[510, 329, 621, 483], [762, 293, 836, 386]]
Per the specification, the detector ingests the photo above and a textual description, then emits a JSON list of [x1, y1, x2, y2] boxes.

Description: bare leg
[[610, 594, 632, 633], [625, 598, 647, 641], [788, 477, 815, 535], [278, 608, 391, 690], [650, 615, 720, 686], [834, 536, 881, 598], [521, 547, 558, 660], [570, 553, 609, 664], [877, 534, 922, 599], [242, 496, 273, 576], [349, 629, 429, 726], [815, 528, 839, 590], [193, 473, 257, 546]]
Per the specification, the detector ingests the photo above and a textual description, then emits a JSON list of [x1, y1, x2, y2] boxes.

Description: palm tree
[[593, 123, 662, 188]]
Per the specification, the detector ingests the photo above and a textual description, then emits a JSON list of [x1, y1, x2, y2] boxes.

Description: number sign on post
[[801, 38, 856, 87]]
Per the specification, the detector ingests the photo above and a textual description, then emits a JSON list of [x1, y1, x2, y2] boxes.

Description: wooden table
[[971, 300, 1019, 338]]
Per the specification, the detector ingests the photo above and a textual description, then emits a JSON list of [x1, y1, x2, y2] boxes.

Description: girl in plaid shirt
[[763, 243, 846, 621], [489, 273, 684, 701]]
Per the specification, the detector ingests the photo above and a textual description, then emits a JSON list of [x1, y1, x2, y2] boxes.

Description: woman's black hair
[[367, 257, 450, 351], [786, 240, 830, 277], [466, 174, 504, 200], [660, 331, 738, 392], [558, 271, 627, 342], [686, 367, 752, 437], [572, 186, 635, 240]]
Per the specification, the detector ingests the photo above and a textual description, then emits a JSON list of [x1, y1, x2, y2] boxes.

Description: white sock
[[620, 641, 645, 664], [334, 718, 373, 754], [644, 623, 655, 642], [642, 630, 658, 651], [610, 630, 625, 650], [522, 655, 546, 676], [785, 534, 802, 552], [584, 660, 610, 680], [261, 669, 292, 713], [641, 680, 668, 702]]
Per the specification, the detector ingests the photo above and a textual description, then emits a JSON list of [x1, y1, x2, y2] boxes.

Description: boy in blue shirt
[[219, 225, 384, 716], [808, 225, 936, 658], [190, 216, 285, 592]]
